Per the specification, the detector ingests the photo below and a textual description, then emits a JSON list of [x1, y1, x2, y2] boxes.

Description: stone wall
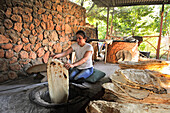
[[0, 0, 97, 82]]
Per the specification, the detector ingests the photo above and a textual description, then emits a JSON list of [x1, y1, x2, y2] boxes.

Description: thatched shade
[[92, 0, 170, 7]]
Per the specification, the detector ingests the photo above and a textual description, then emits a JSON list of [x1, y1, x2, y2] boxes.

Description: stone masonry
[[0, 0, 97, 82]]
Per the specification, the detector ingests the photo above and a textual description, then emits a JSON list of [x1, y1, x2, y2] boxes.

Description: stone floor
[[0, 61, 120, 113]]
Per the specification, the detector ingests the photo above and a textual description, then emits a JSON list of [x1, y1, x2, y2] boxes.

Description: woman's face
[[76, 34, 86, 46]]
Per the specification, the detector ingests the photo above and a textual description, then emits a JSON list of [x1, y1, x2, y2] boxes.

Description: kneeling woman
[[53, 30, 94, 82]]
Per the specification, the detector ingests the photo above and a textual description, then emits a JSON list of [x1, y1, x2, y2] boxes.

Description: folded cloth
[[85, 68, 106, 83]]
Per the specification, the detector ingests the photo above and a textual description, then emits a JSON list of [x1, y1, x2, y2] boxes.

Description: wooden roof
[[92, 0, 170, 7]]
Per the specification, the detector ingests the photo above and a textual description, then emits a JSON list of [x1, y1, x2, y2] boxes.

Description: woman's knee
[[74, 67, 93, 80], [69, 67, 79, 80]]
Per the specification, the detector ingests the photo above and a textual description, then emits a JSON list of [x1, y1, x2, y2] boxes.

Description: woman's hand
[[64, 63, 74, 70], [52, 47, 73, 59], [52, 55, 58, 59]]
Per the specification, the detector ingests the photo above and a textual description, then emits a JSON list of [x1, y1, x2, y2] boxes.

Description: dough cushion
[[47, 58, 69, 104]]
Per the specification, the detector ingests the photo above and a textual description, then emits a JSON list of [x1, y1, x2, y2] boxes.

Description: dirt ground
[[1, 60, 170, 113], [0, 61, 120, 113], [94, 61, 120, 78]]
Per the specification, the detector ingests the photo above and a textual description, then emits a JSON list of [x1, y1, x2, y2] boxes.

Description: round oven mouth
[[29, 84, 86, 108]]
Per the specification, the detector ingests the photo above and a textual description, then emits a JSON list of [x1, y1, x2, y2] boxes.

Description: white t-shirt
[[71, 43, 93, 69]]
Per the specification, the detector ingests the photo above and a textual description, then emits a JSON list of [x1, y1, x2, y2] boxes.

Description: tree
[[85, 5, 156, 37], [163, 5, 170, 36], [113, 6, 155, 36], [70, 0, 169, 38]]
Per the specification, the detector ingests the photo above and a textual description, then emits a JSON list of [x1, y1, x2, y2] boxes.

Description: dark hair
[[76, 30, 86, 39], [76, 30, 90, 42]]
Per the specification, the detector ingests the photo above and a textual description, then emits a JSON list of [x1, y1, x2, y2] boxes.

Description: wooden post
[[105, 42, 107, 64], [104, 7, 110, 63], [96, 22, 98, 39], [156, 3, 164, 59], [110, 8, 114, 35], [106, 7, 110, 39], [167, 49, 170, 60]]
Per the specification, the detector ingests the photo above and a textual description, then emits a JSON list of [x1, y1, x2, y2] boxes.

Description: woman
[[53, 30, 94, 83]]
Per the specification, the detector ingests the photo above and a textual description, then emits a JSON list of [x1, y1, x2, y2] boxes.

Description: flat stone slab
[[86, 100, 170, 113]]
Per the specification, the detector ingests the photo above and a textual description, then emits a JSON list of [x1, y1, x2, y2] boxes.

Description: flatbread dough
[[102, 82, 149, 100], [47, 58, 69, 104], [110, 69, 166, 94], [26, 64, 47, 74]]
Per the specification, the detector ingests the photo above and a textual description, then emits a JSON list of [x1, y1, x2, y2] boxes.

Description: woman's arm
[[53, 47, 73, 59], [73, 51, 92, 67], [64, 51, 92, 69]]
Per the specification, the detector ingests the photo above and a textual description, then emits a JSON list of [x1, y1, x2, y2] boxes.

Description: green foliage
[[70, 0, 170, 57], [112, 6, 155, 36], [138, 37, 158, 54], [163, 5, 170, 36]]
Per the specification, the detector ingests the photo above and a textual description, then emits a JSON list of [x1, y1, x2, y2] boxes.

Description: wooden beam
[[143, 36, 159, 38], [110, 9, 114, 35], [156, 3, 164, 59], [145, 40, 157, 51]]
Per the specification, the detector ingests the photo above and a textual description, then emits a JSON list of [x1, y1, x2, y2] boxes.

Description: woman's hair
[[76, 30, 86, 39], [76, 30, 89, 42]]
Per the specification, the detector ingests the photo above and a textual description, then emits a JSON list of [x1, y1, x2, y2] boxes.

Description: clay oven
[[106, 41, 139, 63]]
